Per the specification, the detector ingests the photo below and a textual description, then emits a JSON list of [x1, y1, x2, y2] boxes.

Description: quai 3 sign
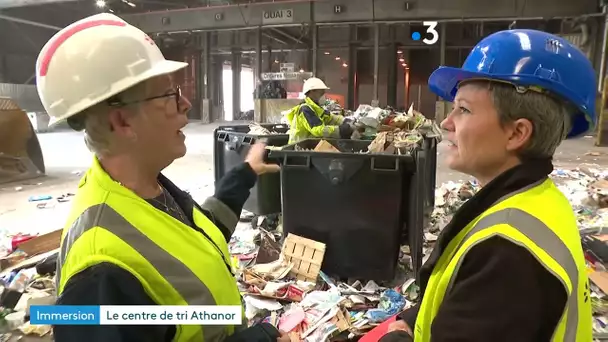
[[262, 9, 294, 24]]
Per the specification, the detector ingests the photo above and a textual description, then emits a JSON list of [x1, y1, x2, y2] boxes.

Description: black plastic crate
[[213, 124, 289, 215], [269, 139, 423, 281]]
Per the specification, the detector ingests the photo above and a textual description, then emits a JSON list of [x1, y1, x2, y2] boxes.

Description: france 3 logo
[[411, 21, 439, 45]]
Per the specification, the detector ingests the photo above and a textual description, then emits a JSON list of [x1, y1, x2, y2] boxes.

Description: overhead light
[[402, 63, 407, 67], [342, 63, 348, 67], [399, 58, 405, 62], [121, 0, 136, 7], [324, 52, 330, 55], [299, 69, 304, 72], [95, 0, 106, 7], [335, 56, 340, 60], [397, 50, 403, 54]]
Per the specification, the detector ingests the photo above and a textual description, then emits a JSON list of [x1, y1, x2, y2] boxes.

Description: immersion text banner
[[30, 305, 242, 325]]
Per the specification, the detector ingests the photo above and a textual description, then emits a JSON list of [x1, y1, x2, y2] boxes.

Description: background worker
[[37, 13, 287, 342], [381, 29, 594, 342], [285, 77, 360, 143]]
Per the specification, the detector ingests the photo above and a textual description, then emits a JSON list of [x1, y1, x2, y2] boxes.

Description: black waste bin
[[213, 124, 289, 215], [409, 146, 427, 283], [420, 137, 438, 215], [269, 139, 424, 281]]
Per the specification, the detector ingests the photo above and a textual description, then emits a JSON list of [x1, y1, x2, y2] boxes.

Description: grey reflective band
[[447, 208, 580, 342], [57, 203, 230, 341], [201, 197, 238, 235], [491, 179, 547, 207]]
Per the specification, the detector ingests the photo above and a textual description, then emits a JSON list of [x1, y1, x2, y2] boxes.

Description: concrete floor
[[1, 122, 607, 237]]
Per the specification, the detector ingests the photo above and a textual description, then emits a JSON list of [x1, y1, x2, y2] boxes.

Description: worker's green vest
[[285, 97, 343, 144], [414, 178, 592, 342], [57, 158, 243, 342]]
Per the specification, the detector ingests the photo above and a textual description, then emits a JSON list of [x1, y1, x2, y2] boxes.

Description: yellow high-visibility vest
[[414, 178, 592, 342], [286, 97, 345, 144], [57, 158, 243, 341]]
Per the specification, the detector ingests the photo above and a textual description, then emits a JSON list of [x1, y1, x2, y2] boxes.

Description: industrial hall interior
[[4, 0, 608, 341]]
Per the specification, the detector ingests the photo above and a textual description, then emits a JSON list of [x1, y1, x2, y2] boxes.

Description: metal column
[[200, 32, 212, 123], [193, 36, 203, 120], [231, 49, 241, 121], [213, 56, 224, 122], [599, 7, 608, 92], [256, 27, 263, 84], [440, 23, 447, 66], [267, 46, 273, 72], [387, 26, 397, 107], [0, 55, 5, 82], [373, 24, 379, 103], [347, 25, 357, 109], [203, 32, 211, 100], [312, 24, 318, 74]]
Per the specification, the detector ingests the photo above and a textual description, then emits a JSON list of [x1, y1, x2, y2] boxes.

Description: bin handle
[[370, 158, 399, 172], [283, 155, 310, 169], [218, 132, 229, 142], [243, 136, 255, 145]]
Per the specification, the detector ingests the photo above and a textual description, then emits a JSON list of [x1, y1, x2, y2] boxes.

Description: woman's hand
[[276, 330, 291, 342], [387, 320, 413, 336], [245, 143, 281, 175]]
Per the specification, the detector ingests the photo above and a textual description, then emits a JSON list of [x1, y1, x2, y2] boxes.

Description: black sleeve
[[225, 323, 281, 342], [379, 330, 412, 342], [429, 236, 567, 342], [397, 304, 419, 328], [300, 105, 323, 128], [338, 122, 353, 138], [54, 263, 174, 342], [213, 162, 258, 217], [377, 306, 418, 342]]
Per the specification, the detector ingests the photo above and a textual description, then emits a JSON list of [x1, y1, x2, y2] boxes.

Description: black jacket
[[53, 163, 280, 342], [380, 159, 567, 342]]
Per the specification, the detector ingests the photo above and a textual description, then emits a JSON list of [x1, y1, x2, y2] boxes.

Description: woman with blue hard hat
[[380, 29, 595, 342]]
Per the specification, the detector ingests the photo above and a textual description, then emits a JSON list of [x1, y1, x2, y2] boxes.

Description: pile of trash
[[320, 99, 349, 117], [427, 165, 608, 235], [349, 103, 442, 143], [247, 123, 285, 136], [0, 230, 59, 339], [230, 228, 418, 341]]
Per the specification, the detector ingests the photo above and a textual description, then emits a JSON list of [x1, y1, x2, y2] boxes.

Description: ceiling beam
[[0, 0, 78, 9], [269, 28, 306, 45], [0, 13, 61, 30]]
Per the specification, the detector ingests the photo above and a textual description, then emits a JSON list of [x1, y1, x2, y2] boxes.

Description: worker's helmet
[[428, 29, 596, 138], [35, 13, 188, 127], [302, 77, 330, 95]]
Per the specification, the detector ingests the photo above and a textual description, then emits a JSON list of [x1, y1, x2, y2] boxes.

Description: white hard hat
[[36, 13, 188, 127], [302, 77, 329, 95]]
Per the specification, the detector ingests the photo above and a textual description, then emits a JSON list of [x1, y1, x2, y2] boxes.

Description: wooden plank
[[18, 229, 62, 256], [281, 233, 326, 282]]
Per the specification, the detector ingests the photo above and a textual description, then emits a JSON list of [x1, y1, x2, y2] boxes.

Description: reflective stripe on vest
[[445, 208, 579, 341], [414, 179, 591, 342], [57, 203, 226, 341]]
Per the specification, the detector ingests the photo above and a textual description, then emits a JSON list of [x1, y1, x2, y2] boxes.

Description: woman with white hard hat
[[38, 13, 287, 342], [381, 29, 594, 342], [285, 77, 358, 143]]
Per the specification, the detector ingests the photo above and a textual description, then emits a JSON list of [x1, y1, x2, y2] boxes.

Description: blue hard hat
[[428, 29, 597, 138]]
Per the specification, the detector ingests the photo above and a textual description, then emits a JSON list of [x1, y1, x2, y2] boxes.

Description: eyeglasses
[[108, 85, 182, 111]]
